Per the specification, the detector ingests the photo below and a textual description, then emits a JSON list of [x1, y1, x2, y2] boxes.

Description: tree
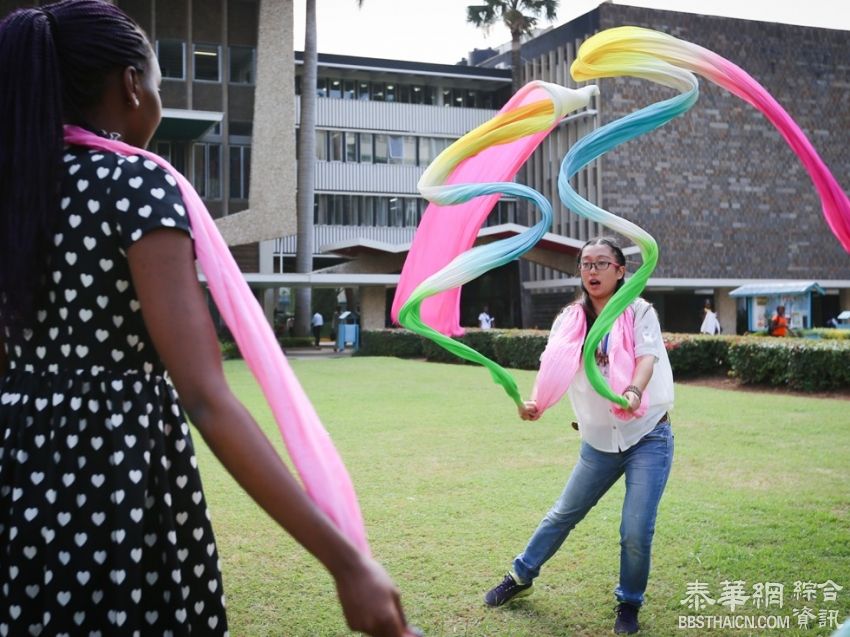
[[466, 0, 558, 93], [294, 0, 363, 337], [294, 0, 317, 337]]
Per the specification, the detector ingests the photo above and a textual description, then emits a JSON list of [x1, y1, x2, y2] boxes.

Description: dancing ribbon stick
[[63, 126, 370, 554], [394, 82, 597, 405], [558, 26, 850, 407]]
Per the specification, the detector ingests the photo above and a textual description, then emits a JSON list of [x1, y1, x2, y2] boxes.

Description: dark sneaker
[[484, 572, 533, 607], [614, 602, 640, 634]]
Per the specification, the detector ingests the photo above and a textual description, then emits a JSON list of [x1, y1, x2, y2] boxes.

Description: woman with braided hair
[[0, 2, 413, 635]]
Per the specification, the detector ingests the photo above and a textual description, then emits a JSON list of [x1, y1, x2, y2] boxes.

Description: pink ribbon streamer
[[391, 83, 577, 337], [63, 126, 369, 554], [532, 305, 647, 420]]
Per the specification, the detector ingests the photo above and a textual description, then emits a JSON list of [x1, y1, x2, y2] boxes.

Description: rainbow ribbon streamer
[[561, 26, 850, 405], [395, 82, 597, 406]]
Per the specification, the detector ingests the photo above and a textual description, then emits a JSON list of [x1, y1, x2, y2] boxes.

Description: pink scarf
[[532, 304, 648, 421], [63, 126, 369, 554]]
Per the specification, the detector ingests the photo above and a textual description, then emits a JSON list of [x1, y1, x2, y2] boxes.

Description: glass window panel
[[229, 46, 255, 84], [452, 88, 464, 107], [343, 80, 356, 100], [376, 197, 388, 225], [362, 196, 375, 226], [441, 89, 451, 107], [465, 90, 478, 108], [229, 147, 241, 199], [295, 75, 301, 95], [329, 131, 344, 161], [193, 144, 206, 198], [359, 134, 373, 163], [345, 133, 358, 162], [398, 84, 410, 103], [316, 78, 328, 97], [385, 83, 396, 102], [404, 198, 418, 226], [315, 130, 328, 161], [373, 135, 388, 164], [410, 85, 424, 105], [357, 81, 370, 100], [387, 136, 404, 165], [157, 40, 185, 79], [207, 144, 221, 199], [313, 194, 324, 224], [155, 141, 171, 163], [229, 120, 253, 137], [372, 82, 385, 102], [329, 78, 342, 99], [389, 197, 403, 227], [349, 196, 359, 225], [424, 86, 436, 105], [193, 44, 220, 82], [403, 136, 416, 166]]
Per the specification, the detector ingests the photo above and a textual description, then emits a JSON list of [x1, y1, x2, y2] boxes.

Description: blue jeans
[[512, 421, 674, 607]]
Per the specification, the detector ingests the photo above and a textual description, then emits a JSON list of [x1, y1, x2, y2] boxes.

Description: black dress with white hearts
[[0, 146, 228, 636]]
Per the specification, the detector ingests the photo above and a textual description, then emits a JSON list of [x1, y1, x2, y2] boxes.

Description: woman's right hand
[[334, 554, 418, 637], [517, 400, 540, 421]]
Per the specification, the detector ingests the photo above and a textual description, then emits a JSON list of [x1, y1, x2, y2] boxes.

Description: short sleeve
[[633, 299, 663, 359], [110, 154, 193, 249]]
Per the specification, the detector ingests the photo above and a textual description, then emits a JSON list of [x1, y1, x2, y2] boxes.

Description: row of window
[[155, 141, 251, 200], [314, 130, 454, 167], [296, 76, 509, 109], [156, 40, 255, 84], [314, 194, 518, 228]]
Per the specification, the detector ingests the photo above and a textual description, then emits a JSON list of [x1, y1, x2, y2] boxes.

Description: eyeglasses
[[578, 260, 617, 272]]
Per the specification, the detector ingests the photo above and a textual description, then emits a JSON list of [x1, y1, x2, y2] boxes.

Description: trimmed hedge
[[358, 329, 850, 391], [728, 338, 850, 391]]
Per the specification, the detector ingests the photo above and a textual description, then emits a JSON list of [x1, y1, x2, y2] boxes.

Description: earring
[[131, 97, 140, 108]]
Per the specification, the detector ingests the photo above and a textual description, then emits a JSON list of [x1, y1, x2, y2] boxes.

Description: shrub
[[492, 331, 548, 370], [220, 340, 241, 360], [728, 338, 850, 391], [356, 329, 423, 358], [278, 336, 314, 349], [663, 333, 733, 378]]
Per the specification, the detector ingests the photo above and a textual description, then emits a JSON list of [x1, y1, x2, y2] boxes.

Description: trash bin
[[335, 311, 360, 352]]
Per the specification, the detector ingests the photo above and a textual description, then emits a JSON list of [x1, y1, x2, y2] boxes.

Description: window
[[229, 121, 253, 137], [345, 133, 358, 162], [387, 136, 405, 165], [329, 131, 344, 162], [155, 141, 186, 173], [229, 46, 255, 84], [316, 78, 328, 98], [315, 130, 328, 160], [343, 80, 356, 100], [328, 79, 342, 99], [359, 134, 373, 163], [194, 44, 221, 82], [157, 40, 185, 80], [357, 81, 370, 100], [193, 143, 222, 199], [404, 198, 418, 227], [385, 83, 396, 102], [229, 146, 251, 199], [373, 134, 388, 164], [410, 85, 424, 105]]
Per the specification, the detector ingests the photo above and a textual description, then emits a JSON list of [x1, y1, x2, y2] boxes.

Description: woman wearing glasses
[[483, 238, 674, 636]]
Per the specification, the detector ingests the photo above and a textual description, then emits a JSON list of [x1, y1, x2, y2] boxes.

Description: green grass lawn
[[196, 358, 850, 636]]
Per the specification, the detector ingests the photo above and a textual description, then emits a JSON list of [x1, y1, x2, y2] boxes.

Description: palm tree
[[294, 0, 364, 337], [466, 0, 558, 93]]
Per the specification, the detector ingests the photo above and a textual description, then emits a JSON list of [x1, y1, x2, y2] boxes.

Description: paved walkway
[[283, 342, 355, 360]]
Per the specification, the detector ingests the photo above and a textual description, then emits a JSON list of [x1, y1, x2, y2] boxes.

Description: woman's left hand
[[623, 391, 641, 412]]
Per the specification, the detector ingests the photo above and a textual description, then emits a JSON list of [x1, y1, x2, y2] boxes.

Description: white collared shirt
[[566, 299, 674, 452]]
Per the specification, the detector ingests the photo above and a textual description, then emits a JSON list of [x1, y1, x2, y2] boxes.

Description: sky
[[293, 0, 850, 64]]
